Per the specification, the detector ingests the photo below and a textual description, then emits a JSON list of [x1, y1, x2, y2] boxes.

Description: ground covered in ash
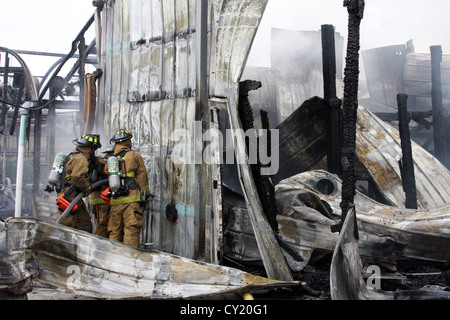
[[246, 253, 450, 300]]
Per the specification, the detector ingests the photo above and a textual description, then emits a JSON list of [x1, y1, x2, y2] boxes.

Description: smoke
[[247, 0, 450, 68]]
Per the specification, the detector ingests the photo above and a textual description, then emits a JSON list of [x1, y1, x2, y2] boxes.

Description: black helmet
[[102, 145, 115, 154], [72, 134, 102, 149], [110, 129, 133, 144]]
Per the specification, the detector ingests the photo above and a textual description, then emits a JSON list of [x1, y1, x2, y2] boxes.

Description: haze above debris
[[247, 0, 450, 67], [0, 0, 449, 74]]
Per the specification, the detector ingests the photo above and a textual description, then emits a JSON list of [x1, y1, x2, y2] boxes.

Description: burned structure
[[1, 0, 450, 300]]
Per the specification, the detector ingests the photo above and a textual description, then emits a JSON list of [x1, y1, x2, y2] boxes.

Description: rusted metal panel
[[356, 105, 450, 210], [0, 218, 299, 299]]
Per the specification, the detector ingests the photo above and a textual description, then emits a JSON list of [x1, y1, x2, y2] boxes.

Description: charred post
[[238, 80, 279, 232], [430, 45, 447, 168], [332, 0, 365, 233], [321, 24, 342, 176], [397, 94, 418, 209]]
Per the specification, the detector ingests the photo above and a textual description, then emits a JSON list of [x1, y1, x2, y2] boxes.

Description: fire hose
[[57, 179, 108, 224]]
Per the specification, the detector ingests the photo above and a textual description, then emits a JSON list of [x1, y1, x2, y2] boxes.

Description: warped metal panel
[[273, 97, 327, 185], [0, 219, 299, 299], [276, 170, 450, 269], [329, 206, 450, 300], [213, 0, 268, 97], [212, 0, 292, 280], [356, 106, 450, 209]]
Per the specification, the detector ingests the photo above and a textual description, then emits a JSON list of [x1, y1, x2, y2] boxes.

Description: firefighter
[[56, 134, 102, 232], [104, 129, 149, 248], [90, 145, 114, 238]]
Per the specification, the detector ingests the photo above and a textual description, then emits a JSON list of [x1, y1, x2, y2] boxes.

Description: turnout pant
[[108, 202, 143, 248], [93, 203, 110, 238]]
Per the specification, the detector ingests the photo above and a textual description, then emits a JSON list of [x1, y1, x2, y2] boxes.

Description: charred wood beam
[[238, 80, 279, 232], [430, 45, 447, 168], [332, 0, 365, 234], [235, 81, 293, 280], [397, 94, 418, 209], [321, 24, 342, 176]]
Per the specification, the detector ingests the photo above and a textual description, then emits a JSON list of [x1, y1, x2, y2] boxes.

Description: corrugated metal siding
[[213, 0, 268, 96], [98, 0, 267, 263], [99, 0, 201, 260], [356, 106, 450, 210], [404, 53, 450, 100]]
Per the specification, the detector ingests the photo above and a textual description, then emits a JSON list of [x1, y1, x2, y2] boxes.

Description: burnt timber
[[1, 0, 450, 301]]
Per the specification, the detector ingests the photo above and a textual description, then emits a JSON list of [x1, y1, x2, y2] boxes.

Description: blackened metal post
[[332, 0, 365, 233], [1, 53, 9, 133], [9, 76, 24, 136], [430, 45, 447, 167], [78, 35, 87, 134], [397, 94, 418, 209], [321, 24, 342, 176]]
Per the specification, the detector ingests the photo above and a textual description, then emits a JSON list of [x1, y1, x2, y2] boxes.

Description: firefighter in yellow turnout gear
[[104, 130, 149, 248], [56, 134, 102, 232]]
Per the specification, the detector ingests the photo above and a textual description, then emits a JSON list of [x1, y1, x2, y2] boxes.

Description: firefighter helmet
[[72, 134, 102, 149], [110, 129, 133, 144], [102, 145, 115, 154]]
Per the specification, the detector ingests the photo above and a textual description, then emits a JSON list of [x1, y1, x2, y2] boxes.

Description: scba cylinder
[[108, 156, 121, 192], [48, 153, 66, 186]]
